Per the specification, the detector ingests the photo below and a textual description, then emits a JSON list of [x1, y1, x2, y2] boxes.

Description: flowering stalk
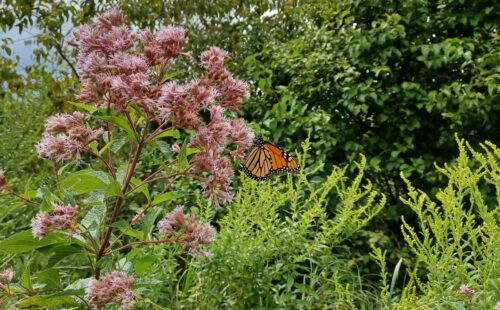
[[22, 7, 254, 309]]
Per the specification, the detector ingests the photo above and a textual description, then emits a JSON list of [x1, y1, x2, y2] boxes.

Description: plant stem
[[54, 163, 61, 193], [124, 159, 178, 196], [96, 120, 149, 270], [106, 237, 178, 256], [8, 191, 40, 206]]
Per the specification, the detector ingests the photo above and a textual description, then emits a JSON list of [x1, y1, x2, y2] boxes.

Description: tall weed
[[374, 136, 500, 309]]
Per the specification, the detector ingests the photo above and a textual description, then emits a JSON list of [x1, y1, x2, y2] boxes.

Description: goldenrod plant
[[373, 136, 500, 309]]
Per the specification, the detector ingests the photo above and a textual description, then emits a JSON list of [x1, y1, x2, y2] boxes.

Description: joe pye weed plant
[[0, 7, 254, 309]]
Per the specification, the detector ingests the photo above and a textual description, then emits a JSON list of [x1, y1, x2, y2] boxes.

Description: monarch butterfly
[[243, 134, 300, 181]]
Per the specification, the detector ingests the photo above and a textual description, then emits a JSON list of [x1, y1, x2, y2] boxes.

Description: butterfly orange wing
[[263, 142, 300, 174], [243, 145, 273, 181]]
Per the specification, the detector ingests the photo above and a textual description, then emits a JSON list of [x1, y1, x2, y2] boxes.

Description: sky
[[1, 26, 42, 72]]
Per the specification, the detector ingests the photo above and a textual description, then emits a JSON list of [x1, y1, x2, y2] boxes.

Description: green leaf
[[21, 263, 33, 291], [37, 268, 61, 289], [130, 177, 150, 201], [141, 206, 163, 236], [63, 189, 76, 206], [89, 140, 99, 153], [93, 109, 137, 140], [110, 132, 130, 153], [152, 140, 171, 155], [0, 230, 67, 254], [151, 129, 180, 140], [83, 189, 106, 205], [45, 245, 84, 267], [105, 181, 123, 198], [161, 70, 184, 83], [110, 220, 130, 228], [61, 170, 108, 195], [187, 147, 200, 155], [120, 228, 144, 240], [177, 140, 188, 172], [19, 295, 78, 308], [152, 192, 182, 206], [81, 205, 106, 241], [98, 141, 112, 155], [134, 255, 158, 277], [68, 101, 97, 113], [369, 156, 382, 167]]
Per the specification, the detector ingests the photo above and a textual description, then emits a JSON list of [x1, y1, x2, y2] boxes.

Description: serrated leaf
[[83, 189, 106, 205], [105, 181, 123, 198], [68, 101, 97, 113], [21, 264, 33, 291], [187, 147, 200, 155], [151, 129, 180, 140], [46, 245, 84, 267], [130, 177, 150, 201], [151, 140, 171, 155], [37, 268, 61, 289], [81, 205, 106, 241], [141, 207, 163, 236], [134, 255, 158, 277], [110, 132, 129, 153], [65, 278, 92, 291], [110, 220, 130, 228], [89, 140, 99, 153], [63, 189, 76, 206], [152, 192, 182, 206], [0, 230, 67, 254], [177, 140, 188, 172], [61, 170, 108, 195], [93, 109, 137, 140], [120, 228, 144, 240]]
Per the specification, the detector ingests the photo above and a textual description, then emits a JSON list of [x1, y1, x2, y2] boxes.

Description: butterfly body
[[243, 134, 300, 181]]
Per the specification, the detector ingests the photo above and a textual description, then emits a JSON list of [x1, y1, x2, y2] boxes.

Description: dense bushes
[[243, 0, 499, 206]]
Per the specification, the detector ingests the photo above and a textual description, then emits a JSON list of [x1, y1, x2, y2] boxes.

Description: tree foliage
[[243, 0, 499, 209]]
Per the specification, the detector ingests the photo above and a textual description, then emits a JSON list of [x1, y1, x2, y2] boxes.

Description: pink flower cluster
[[0, 268, 14, 292], [189, 106, 253, 205], [157, 205, 214, 258], [459, 284, 475, 297], [37, 112, 103, 162], [85, 271, 135, 310], [495, 301, 500, 310], [31, 203, 80, 239], [71, 8, 253, 206]]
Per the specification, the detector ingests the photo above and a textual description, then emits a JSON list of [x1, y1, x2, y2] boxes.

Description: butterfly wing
[[264, 142, 300, 174], [243, 145, 273, 181]]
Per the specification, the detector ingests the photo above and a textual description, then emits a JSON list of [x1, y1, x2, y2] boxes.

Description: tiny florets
[[459, 285, 475, 297], [0, 269, 14, 284], [157, 205, 214, 258], [85, 271, 136, 310], [31, 203, 80, 239]]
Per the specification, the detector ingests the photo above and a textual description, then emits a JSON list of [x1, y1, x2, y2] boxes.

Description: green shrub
[[373, 136, 500, 309], [243, 0, 499, 211], [163, 140, 386, 309]]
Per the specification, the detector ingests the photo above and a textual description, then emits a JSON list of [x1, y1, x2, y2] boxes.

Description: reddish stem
[[54, 163, 61, 193], [124, 159, 178, 196], [106, 236, 180, 256], [95, 120, 149, 275], [8, 191, 40, 206], [106, 122, 116, 179]]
